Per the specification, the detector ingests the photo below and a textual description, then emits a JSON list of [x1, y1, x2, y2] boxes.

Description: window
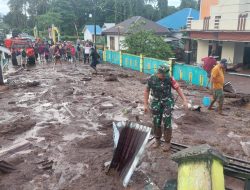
[[203, 17, 210, 30], [186, 17, 193, 29], [238, 13, 248, 31], [208, 41, 222, 59], [214, 16, 221, 29], [110, 37, 115, 50]]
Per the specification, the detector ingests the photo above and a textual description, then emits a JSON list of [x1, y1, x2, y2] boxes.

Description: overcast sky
[[0, 0, 181, 15]]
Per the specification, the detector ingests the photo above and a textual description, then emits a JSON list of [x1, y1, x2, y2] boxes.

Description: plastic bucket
[[202, 96, 211, 107]]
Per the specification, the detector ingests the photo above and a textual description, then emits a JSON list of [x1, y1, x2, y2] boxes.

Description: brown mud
[[0, 63, 249, 190]]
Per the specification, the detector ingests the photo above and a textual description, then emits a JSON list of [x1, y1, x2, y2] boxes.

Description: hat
[[220, 59, 228, 68], [157, 65, 169, 74]]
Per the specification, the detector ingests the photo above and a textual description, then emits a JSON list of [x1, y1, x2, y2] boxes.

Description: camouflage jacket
[[146, 75, 179, 102]]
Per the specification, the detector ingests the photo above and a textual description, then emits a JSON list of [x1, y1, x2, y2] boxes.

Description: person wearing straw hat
[[144, 65, 188, 152], [208, 59, 228, 115]]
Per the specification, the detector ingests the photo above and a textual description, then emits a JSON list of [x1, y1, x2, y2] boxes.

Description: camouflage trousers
[[150, 98, 174, 129]]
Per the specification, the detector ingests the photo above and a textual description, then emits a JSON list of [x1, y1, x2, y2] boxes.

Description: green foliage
[[3, 0, 198, 37], [179, 0, 199, 10], [37, 12, 62, 31], [0, 22, 10, 34], [60, 35, 79, 42], [123, 22, 173, 60], [158, 0, 168, 18]]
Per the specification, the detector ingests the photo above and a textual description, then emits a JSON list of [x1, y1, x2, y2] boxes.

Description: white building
[[82, 25, 102, 41], [102, 16, 169, 51], [102, 23, 115, 31], [187, 0, 250, 68]]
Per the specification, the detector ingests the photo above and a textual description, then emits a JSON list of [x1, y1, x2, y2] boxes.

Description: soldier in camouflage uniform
[[144, 65, 188, 152]]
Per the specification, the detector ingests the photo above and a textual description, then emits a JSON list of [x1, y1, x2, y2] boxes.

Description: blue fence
[[173, 64, 208, 87], [106, 50, 120, 65], [102, 50, 208, 88], [122, 53, 140, 71], [144, 57, 169, 75]]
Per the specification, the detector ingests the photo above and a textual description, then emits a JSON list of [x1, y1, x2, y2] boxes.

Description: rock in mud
[[64, 88, 74, 96], [140, 78, 148, 85], [81, 77, 92, 81], [104, 74, 118, 82], [8, 101, 16, 105], [117, 73, 129, 78], [231, 97, 250, 107], [26, 81, 40, 87], [99, 103, 115, 111]]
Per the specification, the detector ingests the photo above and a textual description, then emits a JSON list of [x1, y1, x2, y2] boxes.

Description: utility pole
[[0, 53, 4, 85], [93, 0, 97, 48], [115, 0, 117, 23]]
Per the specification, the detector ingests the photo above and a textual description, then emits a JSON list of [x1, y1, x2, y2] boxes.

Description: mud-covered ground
[[0, 63, 249, 190]]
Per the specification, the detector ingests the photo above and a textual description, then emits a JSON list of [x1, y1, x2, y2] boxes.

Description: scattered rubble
[[0, 63, 249, 189]]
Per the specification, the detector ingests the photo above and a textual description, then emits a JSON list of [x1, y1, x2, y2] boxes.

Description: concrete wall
[[106, 35, 126, 51], [196, 40, 247, 64], [196, 40, 209, 63], [192, 0, 250, 31], [221, 42, 235, 63], [84, 30, 93, 41]]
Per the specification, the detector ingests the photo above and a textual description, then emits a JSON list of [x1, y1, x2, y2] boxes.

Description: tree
[[179, 0, 199, 10], [3, 11, 27, 30], [123, 22, 173, 60], [4, 0, 165, 36], [158, 0, 168, 18], [37, 12, 62, 31]]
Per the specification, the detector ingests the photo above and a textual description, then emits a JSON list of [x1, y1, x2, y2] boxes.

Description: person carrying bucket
[[144, 65, 188, 152], [208, 59, 228, 115]]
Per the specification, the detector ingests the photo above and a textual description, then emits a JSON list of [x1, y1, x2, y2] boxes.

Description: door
[[208, 44, 222, 60], [110, 37, 115, 50], [243, 47, 250, 68]]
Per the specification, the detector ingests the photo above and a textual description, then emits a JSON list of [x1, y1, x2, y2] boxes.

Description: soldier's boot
[[162, 128, 172, 152], [152, 127, 162, 149]]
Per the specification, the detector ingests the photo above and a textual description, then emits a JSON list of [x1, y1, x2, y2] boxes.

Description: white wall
[[192, 0, 250, 31], [196, 40, 209, 63], [84, 30, 93, 41], [106, 35, 126, 51], [197, 40, 246, 64], [221, 42, 235, 64]]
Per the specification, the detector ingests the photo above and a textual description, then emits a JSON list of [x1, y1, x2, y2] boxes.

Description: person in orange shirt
[[208, 59, 227, 115]]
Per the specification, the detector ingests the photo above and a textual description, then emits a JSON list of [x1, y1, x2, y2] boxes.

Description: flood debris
[[104, 74, 119, 82], [230, 97, 250, 107], [240, 141, 250, 157], [0, 116, 36, 136], [117, 73, 130, 78], [37, 159, 54, 170], [224, 81, 236, 94], [0, 160, 16, 174], [8, 80, 40, 89], [81, 77, 92, 81], [62, 103, 75, 118], [26, 81, 40, 87], [107, 121, 151, 187]]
